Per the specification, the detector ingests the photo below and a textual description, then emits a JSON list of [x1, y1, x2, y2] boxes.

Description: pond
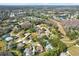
[[45, 40, 54, 51]]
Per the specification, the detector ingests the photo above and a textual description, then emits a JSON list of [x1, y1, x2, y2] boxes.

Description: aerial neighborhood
[[0, 5, 79, 56]]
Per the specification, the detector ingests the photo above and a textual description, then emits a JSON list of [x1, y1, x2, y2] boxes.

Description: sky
[[0, 0, 79, 5]]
